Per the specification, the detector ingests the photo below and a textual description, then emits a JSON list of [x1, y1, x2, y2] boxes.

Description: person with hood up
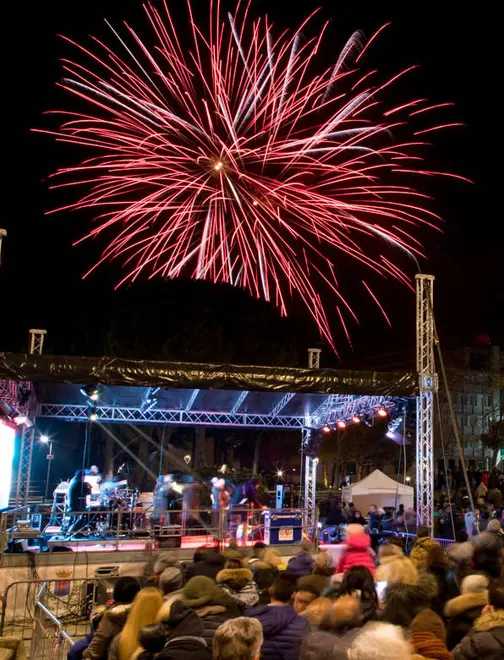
[[245, 575, 310, 660], [215, 557, 259, 610], [287, 540, 314, 579], [382, 557, 438, 629], [137, 600, 211, 660], [444, 574, 489, 650], [409, 609, 454, 660], [410, 526, 442, 571], [453, 576, 504, 659], [83, 576, 140, 659], [337, 525, 376, 577], [178, 576, 240, 649]]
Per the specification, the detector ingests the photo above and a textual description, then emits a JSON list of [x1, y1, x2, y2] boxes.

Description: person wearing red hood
[[337, 524, 376, 576]]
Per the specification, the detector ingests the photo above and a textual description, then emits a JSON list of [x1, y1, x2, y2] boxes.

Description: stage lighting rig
[[80, 385, 99, 401]]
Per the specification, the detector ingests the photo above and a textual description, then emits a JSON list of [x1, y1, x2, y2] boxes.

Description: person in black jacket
[[180, 576, 240, 649], [137, 601, 211, 660], [444, 574, 489, 650]]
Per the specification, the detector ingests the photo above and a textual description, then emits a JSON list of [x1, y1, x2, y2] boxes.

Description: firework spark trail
[[37, 0, 466, 352]]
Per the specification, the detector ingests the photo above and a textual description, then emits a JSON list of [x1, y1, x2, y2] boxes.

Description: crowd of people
[[67, 516, 504, 660]]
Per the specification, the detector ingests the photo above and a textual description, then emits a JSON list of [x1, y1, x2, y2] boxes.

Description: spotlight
[[13, 414, 27, 426], [40, 434, 50, 444], [405, 476, 411, 483], [89, 412, 98, 422], [277, 470, 284, 478], [352, 415, 361, 424], [336, 420, 346, 430], [80, 385, 99, 402], [321, 424, 331, 434], [377, 407, 388, 418]]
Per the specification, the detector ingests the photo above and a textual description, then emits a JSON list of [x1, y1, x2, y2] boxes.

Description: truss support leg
[[415, 275, 437, 532], [14, 426, 35, 506], [304, 453, 318, 531]]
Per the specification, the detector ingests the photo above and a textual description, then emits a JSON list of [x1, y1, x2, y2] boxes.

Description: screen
[[0, 422, 15, 510]]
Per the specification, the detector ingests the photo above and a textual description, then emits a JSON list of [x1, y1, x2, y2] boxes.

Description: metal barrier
[[1, 505, 317, 557], [1, 578, 101, 658]]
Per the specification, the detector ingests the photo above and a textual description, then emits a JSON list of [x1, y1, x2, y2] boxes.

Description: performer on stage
[[67, 469, 92, 533], [231, 478, 267, 511]]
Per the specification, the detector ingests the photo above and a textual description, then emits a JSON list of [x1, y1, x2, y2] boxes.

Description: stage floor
[[44, 533, 257, 552]]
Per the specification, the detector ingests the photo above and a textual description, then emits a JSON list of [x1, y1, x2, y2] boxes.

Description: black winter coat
[[453, 609, 504, 659], [444, 590, 488, 650], [382, 573, 438, 628]]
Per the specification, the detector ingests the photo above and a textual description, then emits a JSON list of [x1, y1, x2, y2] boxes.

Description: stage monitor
[[0, 422, 15, 509]]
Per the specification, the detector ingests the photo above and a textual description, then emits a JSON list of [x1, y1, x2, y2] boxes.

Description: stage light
[[80, 385, 99, 401], [405, 476, 411, 483], [352, 415, 361, 424], [219, 464, 227, 474], [184, 454, 191, 464], [336, 420, 346, 430], [377, 407, 388, 418], [89, 412, 98, 421], [13, 414, 27, 426], [40, 434, 50, 443], [385, 430, 396, 440], [321, 424, 331, 434], [277, 470, 283, 478]]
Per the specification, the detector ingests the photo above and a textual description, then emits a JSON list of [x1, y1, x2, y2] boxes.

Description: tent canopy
[[343, 469, 414, 512]]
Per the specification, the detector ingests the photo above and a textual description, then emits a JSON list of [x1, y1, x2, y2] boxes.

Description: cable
[[435, 391, 457, 540]]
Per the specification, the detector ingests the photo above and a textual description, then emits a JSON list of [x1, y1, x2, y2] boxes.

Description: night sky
[[1, 1, 501, 368]]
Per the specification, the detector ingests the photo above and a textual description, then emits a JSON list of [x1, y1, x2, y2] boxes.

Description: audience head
[[324, 594, 361, 631], [159, 567, 183, 595], [293, 576, 321, 614], [456, 529, 469, 543], [488, 576, 504, 610], [387, 536, 405, 551], [252, 541, 266, 559], [461, 574, 489, 595], [427, 544, 448, 569], [113, 576, 140, 604], [416, 525, 430, 539], [487, 518, 501, 533], [154, 551, 181, 574], [181, 576, 218, 608], [193, 546, 213, 563], [348, 623, 412, 659], [213, 617, 263, 660], [341, 566, 377, 603], [313, 551, 334, 577], [410, 608, 446, 644], [269, 576, 295, 604], [384, 556, 419, 587], [263, 548, 282, 568], [118, 587, 164, 660], [300, 597, 333, 626], [345, 524, 365, 539]]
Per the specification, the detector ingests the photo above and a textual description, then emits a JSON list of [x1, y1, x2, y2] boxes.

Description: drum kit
[[54, 478, 142, 538]]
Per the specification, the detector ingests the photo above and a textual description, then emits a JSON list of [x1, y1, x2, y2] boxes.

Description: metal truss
[[14, 426, 35, 505], [416, 275, 437, 530], [185, 389, 200, 413], [270, 392, 296, 416], [309, 394, 389, 427], [29, 329, 47, 355], [38, 403, 305, 429], [230, 391, 249, 414], [304, 454, 318, 527], [307, 348, 321, 369], [0, 379, 18, 410]]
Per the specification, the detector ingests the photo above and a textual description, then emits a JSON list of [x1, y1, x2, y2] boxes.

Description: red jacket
[[337, 533, 376, 576]]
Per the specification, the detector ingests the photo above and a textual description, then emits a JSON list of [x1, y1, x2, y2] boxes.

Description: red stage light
[[322, 424, 331, 434], [377, 407, 388, 417], [336, 420, 347, 429], [352, 415, 361, 424]]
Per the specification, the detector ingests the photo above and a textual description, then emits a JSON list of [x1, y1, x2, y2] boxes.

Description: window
[[486, 394, 493, 407]]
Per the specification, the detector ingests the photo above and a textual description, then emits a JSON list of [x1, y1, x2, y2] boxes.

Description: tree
[[481, 419, 504, 467]]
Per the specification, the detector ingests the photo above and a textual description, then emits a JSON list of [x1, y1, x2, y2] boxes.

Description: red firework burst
[[37, 1, 468, 352]]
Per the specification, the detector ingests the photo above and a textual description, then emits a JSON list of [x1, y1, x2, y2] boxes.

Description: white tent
[[342, 469, 414, 512]]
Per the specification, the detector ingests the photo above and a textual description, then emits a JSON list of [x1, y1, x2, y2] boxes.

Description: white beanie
[[461, 574, 489, 595]]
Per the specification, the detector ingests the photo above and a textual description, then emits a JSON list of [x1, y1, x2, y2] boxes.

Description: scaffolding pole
[[415, 274, 437, 531]]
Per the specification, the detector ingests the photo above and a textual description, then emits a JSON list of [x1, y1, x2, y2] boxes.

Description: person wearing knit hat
[[180, 576, 240, 649], [410, 609, 453, 660], [336, 524, 376, 577], [159, 567, 183, 597], [154, 551, 182, 575], [444, 574, 489, 649]]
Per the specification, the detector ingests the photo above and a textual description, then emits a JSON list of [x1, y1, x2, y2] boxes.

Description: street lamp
[[41, 435, 54, 501]]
